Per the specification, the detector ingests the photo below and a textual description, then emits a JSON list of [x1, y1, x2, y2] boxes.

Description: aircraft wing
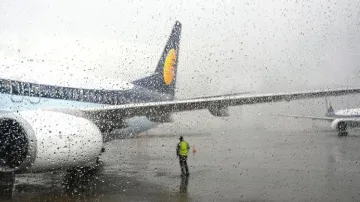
[[191, 91, 251, 99], [274, 114, 360, 127], [80, 87, 360, 119], [273, 114, 335, 121]]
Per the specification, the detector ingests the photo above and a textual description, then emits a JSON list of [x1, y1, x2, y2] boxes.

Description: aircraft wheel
[[0, 172, 15, 200], [338, 131, 348, 137], [337, 122, 347, 136], [63, 159, 103, 195]]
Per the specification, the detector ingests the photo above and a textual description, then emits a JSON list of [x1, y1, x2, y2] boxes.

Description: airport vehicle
[[276, 99, 360, 136], [1, 21, 360, 176]]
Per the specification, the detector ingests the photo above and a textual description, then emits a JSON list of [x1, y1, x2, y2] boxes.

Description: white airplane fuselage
[[331, 109, 360, 118], [0, 61, 169, 139]]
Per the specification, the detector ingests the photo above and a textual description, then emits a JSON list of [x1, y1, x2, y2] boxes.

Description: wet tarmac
[[2, 98, 360, 201]]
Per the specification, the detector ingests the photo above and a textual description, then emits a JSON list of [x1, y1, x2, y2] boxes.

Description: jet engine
[[331, 119, 347, 133], [0, 110, 103, 173]]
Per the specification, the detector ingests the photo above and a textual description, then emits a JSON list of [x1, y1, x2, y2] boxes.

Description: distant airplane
[[275, 98, 360, 136], [1, 21, 360, 179]]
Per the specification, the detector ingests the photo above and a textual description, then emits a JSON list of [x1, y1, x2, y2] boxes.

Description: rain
[[1, 0, 360, 201]]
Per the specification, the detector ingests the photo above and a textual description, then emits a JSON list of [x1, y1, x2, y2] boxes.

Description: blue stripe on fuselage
[[0, 78, 173, 111], [0, 93, 105, 111], [0, 93, 160, 138]]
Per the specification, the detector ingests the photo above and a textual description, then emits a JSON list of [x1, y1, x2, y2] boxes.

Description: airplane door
[[10, 80, 24, 103], [27, 82, 40, 104]]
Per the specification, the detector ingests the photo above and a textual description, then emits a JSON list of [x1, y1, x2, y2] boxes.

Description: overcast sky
[[1, 0, 360, 98]]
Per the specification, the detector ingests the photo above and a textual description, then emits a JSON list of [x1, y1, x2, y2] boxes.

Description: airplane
[[274, 98, 360, 137], [1, 21, 360, 180]]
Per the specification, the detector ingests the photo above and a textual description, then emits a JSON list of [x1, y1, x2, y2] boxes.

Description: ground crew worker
[[176, 136, 190, 176]]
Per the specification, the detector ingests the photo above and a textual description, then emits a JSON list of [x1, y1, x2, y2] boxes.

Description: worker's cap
[[179, 136, 184, 140]]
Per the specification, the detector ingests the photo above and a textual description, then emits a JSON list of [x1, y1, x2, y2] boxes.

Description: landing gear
[[337, 122, 348, 137], [338, 131, 348, 137], [0, 172, 15, 200], [63, 157, 103, 195]]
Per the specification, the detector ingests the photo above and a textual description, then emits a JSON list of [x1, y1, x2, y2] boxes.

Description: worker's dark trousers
[[179, 156, 189, 175]]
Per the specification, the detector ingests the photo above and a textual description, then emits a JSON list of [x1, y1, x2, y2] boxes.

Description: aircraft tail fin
[[133, 21, 181, 97], [325, 98, 335, 116]]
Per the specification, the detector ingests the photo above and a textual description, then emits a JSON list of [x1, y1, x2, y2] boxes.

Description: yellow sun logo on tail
[[163, 49, 177, 85]]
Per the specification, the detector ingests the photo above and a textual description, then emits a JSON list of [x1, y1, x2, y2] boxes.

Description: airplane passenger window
[[82, 90, 89, 102], [112, 93, 118, 105], [29, 83, 40, 97], [50, 86, 57, 98], [102, 92, 110, 104], [56, 87, 64, 99], [98, 92, 105, 103], [64, 88, 73, 100], [118, 95, 125, 104], [76, 89, 83, 101], [89, 90, 95, 102], [39, 85, 50, 97], [23, 82, 30, 96], [94, 90, 102, 103]]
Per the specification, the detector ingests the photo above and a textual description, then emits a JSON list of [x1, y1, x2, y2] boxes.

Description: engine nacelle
[[0, 110, 103, 173], [331, 119, 346, 130]]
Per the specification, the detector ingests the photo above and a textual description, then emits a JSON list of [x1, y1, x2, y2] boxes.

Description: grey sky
[[1, 0, 360, 98]]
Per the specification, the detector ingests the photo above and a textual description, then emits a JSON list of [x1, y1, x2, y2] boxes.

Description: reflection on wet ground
[[179, 175, 189, 194], [2, 166, 183, 201], [3, 101, 360, 201], [3, 128, 360, 201]]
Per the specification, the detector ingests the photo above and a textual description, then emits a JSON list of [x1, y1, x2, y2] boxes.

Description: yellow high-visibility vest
[[179, 141, 189, 156]]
